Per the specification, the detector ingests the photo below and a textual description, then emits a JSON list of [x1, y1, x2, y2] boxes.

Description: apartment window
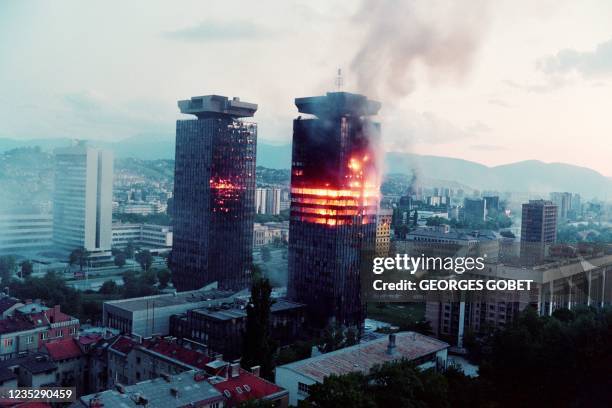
[[3, 338, 13, 348], [25, 336, 34, 345], [41, 332, 48, 340], [210, 403, 220, 408], [136, 357, 141, 365], [298, 382, 310, 395]]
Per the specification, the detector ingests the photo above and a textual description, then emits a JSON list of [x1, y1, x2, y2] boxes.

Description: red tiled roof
[[0, 317, 35, 334], [110, 336, 137, 355], [44, 338, 83, 361], [144, 339, 213, 369], [213, 369, 285, 407]]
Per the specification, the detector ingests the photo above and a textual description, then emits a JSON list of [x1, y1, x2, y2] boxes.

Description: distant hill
[[1, 136, 610, 199]]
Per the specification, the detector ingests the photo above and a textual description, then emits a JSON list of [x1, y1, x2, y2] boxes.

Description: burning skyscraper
[[288, 92, 381, 330], [171, 95, 257, 291]]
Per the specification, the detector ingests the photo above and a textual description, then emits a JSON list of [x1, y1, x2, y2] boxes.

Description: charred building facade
[[171, 95, 257, 291], [288, 92, 381, 330]]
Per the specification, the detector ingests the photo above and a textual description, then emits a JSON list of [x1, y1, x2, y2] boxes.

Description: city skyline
[[1, 0, 612, 177]]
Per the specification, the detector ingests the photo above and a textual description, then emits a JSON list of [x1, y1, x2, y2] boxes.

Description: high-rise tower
[[288, 92, 381, 330], [520, 199, 558, 264], [171, 95, 257, 291], [53, 141, 113, 254]]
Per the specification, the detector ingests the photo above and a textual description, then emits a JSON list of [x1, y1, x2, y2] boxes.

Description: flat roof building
[[103, 286, 244, 337], [53, 141, 113, 253], [275, 332, 449, 406]]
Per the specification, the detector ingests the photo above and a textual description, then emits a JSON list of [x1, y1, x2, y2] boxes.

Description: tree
[[241, 270, 276, 380], [99, 280, 119, 295], [114, 251, 127, 268], [261, 246, 272, 263], [20, 260, 33, 278], [125, 241, 136, 259], [157, 268, 171, 289], [69, 248, 89, 272], [299, 373, 375, 408], [238, 399, 275, 408], [135, 249, 153, 272], [0, 256, 16, 283]]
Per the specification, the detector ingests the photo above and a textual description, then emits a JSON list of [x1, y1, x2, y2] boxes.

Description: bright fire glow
[[292, 154, 380, 227]]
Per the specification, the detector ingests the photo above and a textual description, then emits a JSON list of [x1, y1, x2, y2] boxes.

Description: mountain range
[[1, 135, 610, 199]]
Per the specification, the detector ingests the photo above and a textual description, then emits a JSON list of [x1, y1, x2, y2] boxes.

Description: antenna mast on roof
[[335, 68, 344, 91]]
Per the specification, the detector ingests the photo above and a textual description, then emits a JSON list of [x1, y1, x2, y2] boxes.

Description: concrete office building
[[550, 192, 573, 220], [255, 187, 282, 215], [426, 254, 612, 346], [111, 223, 173, 251], [463, 198, 487, 222], [53, 141, 113, 254], [288, 92, 381, 330], [520, 200, 558, 264], [0, 213, 53, 255], [171, 95, 257, 291], [102, 286, 243, 337], [375, 208, 393, 257]]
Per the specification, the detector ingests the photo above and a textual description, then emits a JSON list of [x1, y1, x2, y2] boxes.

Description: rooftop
[[44, 338, 83, 361], [277, 332, 449, 383], [192, 299, 304, 321], [407, 227, 498, 242], [212, 368, 287, 407], [15, 303, 49, 315], [178, 95, 257, 118], [0, 317, 35, 335], [295, 92, 381, 118], [104, 287, 241, 312], [18, 354, 57, 375], [110, 336, 213, 370], [77, 370, 224, 408], [0, 296, 21, 314]]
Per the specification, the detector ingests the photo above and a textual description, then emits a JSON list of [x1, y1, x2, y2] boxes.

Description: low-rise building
[[107, 336, 213, 388], [43, 337, 86, 394], [111, 223, 173, 251], [170, 299, 305, 361], [0, 213, 53, 255], [0, 303, 79, 359], [102, 286, 242, 337], [275, 332, 449, 406], [73, 370, 226, 408], [426, 254, 612, 346]]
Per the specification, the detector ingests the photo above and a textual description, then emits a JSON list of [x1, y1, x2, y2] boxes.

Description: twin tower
[[171, 92, 381, 329]]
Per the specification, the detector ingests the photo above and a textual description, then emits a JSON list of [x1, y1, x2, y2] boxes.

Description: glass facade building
[[288, 92, 381, 330], [171, 95, 257, 291]]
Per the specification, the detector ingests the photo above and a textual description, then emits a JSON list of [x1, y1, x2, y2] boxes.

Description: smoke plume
[[350, 0, 489, 100]]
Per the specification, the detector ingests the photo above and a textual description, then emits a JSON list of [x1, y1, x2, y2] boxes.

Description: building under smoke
[[171, 95, 257, 291], [288, 92, 381, 331]]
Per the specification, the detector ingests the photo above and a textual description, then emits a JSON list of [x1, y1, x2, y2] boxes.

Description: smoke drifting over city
[[350, 0, 489, 100]]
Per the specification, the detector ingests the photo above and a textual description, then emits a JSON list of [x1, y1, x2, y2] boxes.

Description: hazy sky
[[1, 0, 611, 176]]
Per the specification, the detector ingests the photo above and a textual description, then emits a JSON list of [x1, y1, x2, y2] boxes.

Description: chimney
[[230, 362, 240, 378], [250, 365, 260, 377], [386, 334, 397, 356]]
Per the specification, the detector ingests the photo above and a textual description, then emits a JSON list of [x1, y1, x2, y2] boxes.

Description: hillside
[[1, 137, 610, 199]]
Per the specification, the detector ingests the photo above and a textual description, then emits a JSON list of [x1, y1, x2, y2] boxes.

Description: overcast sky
[[1, 0, 611, 176]]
